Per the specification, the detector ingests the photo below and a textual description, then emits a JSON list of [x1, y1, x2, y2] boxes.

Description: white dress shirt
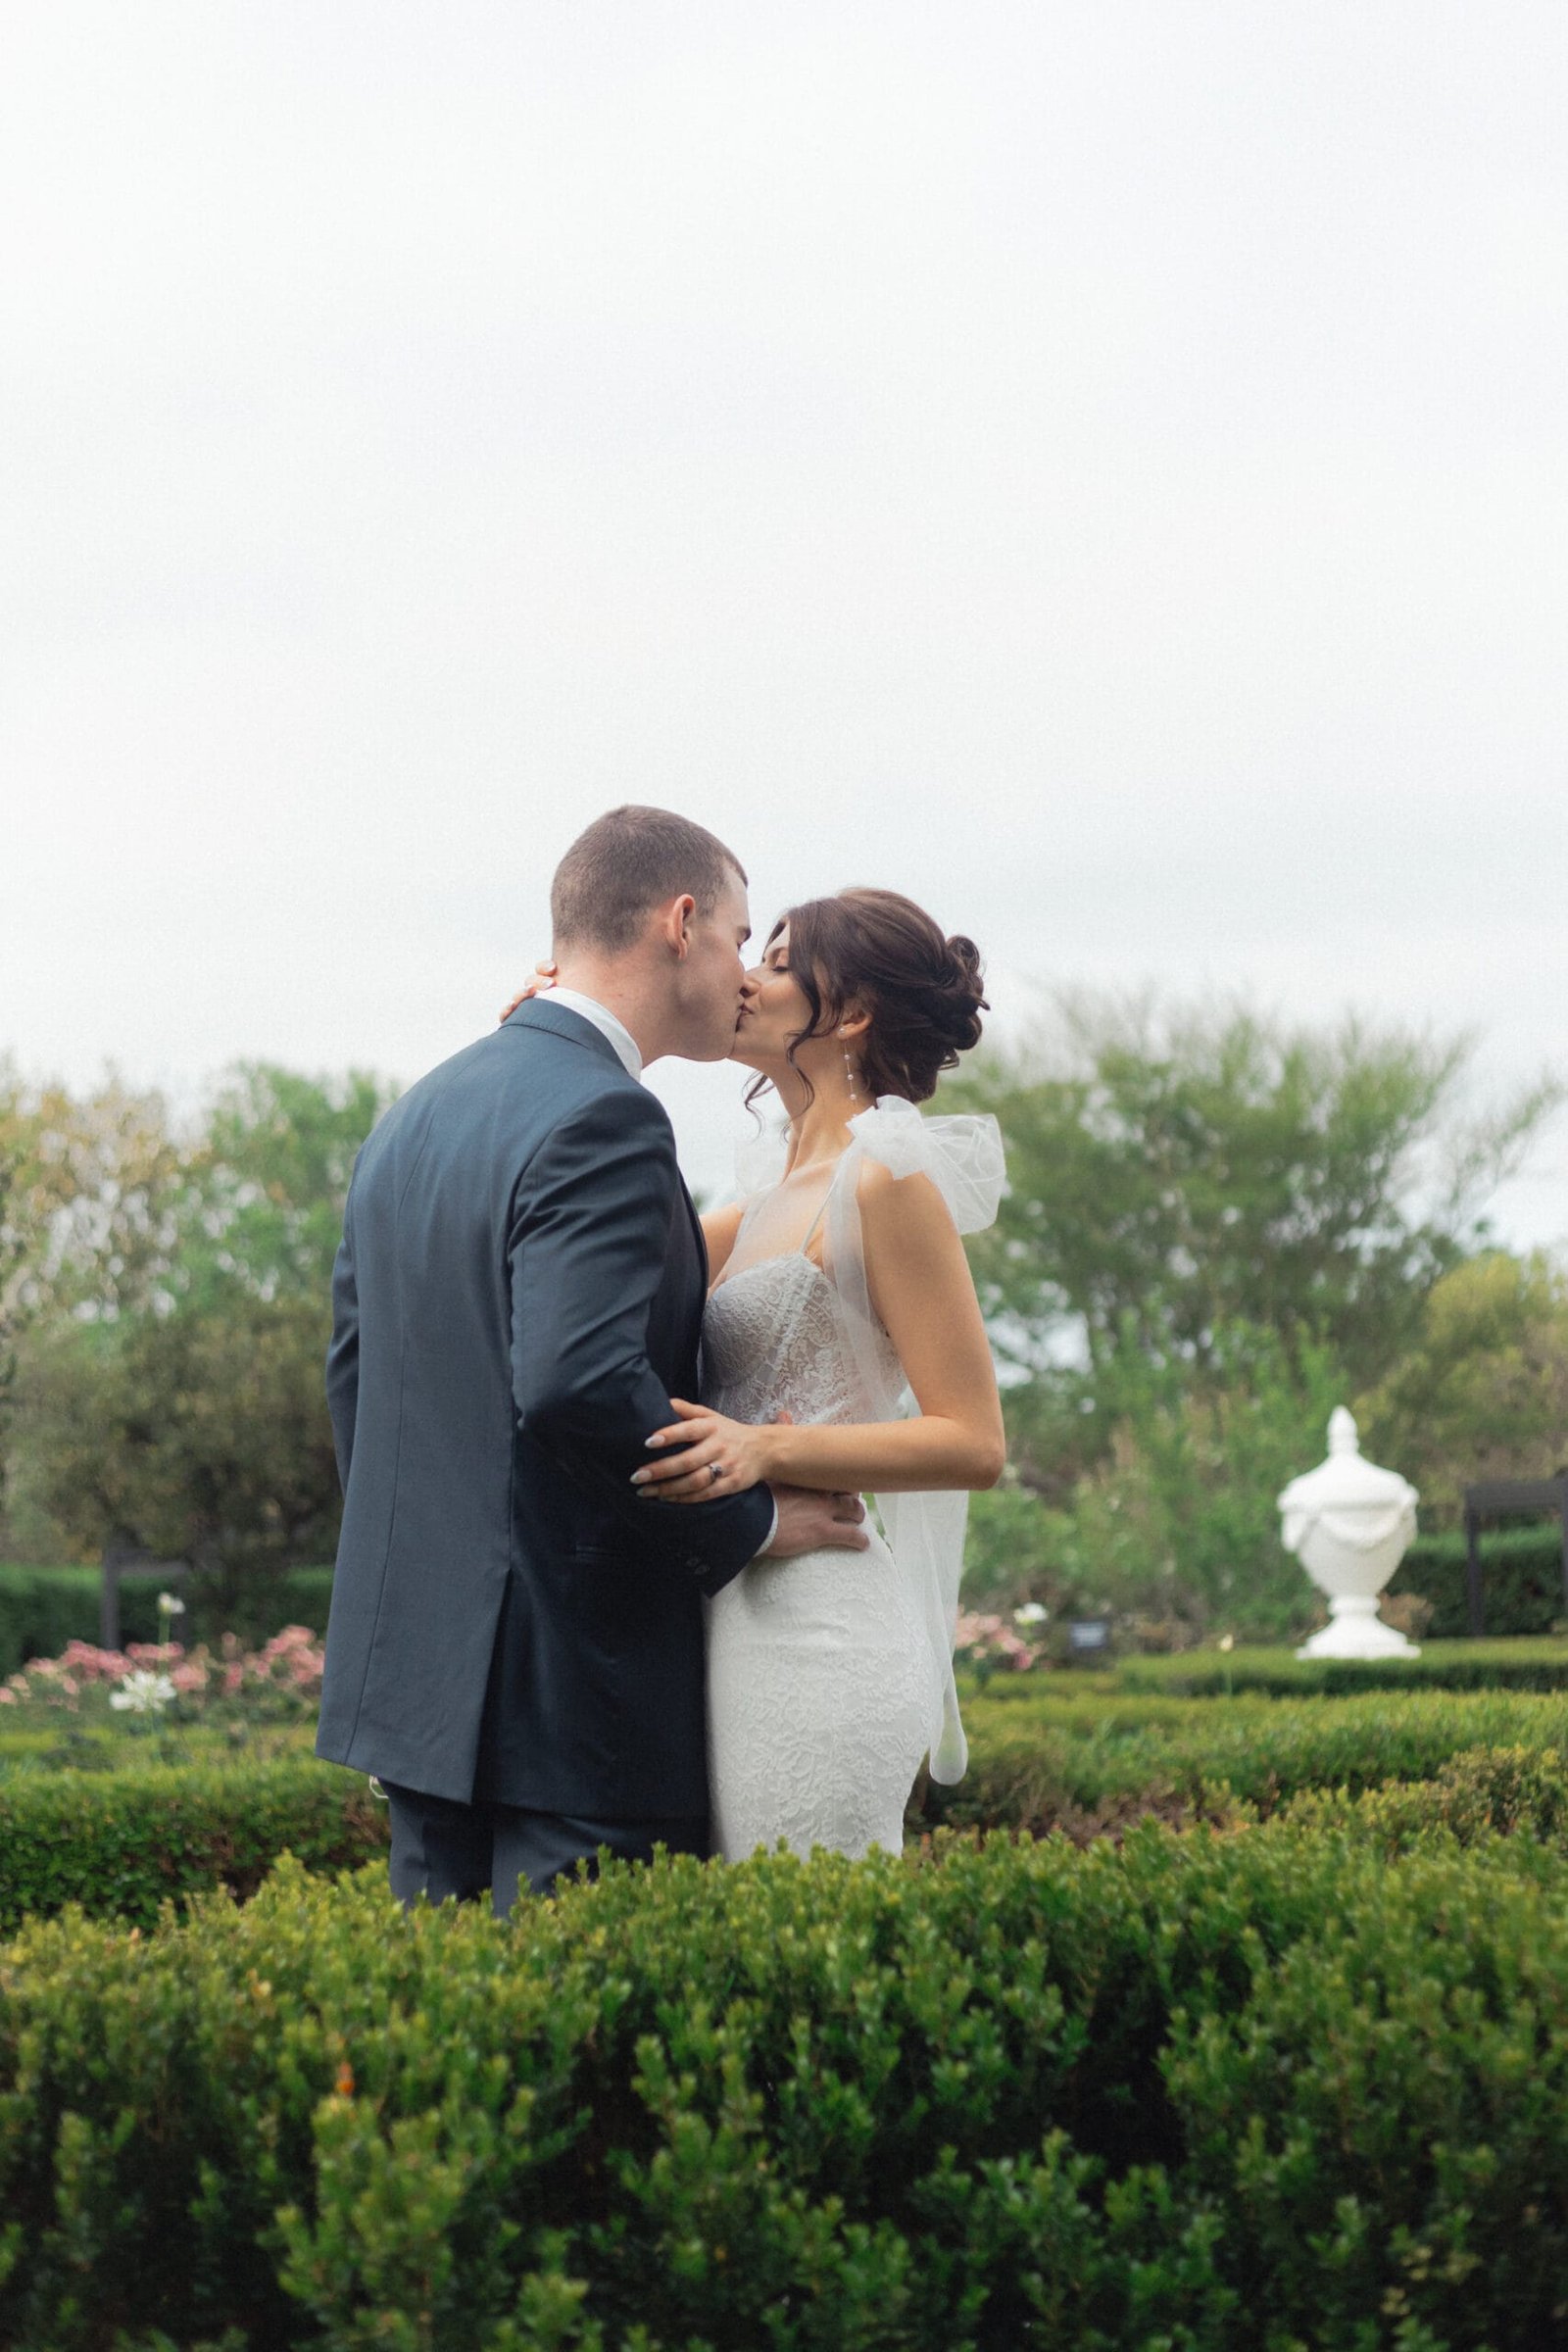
[[535, 984, 777, 1559], [540, 985, 644, 1081]]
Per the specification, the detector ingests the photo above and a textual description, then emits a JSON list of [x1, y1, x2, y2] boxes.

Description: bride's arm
[[634, 1164, 1006, 1501]]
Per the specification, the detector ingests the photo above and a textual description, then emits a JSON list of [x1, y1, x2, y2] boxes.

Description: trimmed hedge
[[924, 1685, 1568, 1838], [15, 1687, 1568, 1930], [1106, 1635, 1568, 1699], [1390, 1521, 1568, 1637], [0, 1754, 386, 1932], [3, 1818, 1568, 2349], [0, 1562, 335, 1675]]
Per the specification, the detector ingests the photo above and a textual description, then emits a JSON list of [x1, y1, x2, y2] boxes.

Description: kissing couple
[[317, 805, 1006, 1913]]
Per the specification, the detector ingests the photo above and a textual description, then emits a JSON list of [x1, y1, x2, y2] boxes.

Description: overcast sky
[[4, 3, 1564, 1241]]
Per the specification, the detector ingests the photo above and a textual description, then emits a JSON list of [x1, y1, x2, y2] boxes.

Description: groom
[[317, 807, 867, 1911]]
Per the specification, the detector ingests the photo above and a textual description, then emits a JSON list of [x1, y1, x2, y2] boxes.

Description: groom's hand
[[761, 1484, 870, 1557]]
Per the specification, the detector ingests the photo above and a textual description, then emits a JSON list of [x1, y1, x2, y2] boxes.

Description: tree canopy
[[945, 989, 1558, 1426]]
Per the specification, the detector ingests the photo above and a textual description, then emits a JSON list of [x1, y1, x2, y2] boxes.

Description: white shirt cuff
[[751, 1494, 779, 1560]]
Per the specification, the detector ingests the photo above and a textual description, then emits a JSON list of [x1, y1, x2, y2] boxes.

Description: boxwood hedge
[[2, 1805, 1567, 2350], [1108, 1636, 1568, 1699], [923, 1684, 1568, 1839], [1389, 1522, 1568, 1638], [16, 1687, 1568, 1929], [0, 1755, 386, 1932]]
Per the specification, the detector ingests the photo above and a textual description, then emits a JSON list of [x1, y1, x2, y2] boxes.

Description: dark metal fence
[[1462, 1478, 1568, 1638]]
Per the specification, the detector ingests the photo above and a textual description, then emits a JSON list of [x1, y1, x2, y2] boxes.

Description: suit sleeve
[[324, 1181, 360, 1492], [509, 1086, 774, 1592]]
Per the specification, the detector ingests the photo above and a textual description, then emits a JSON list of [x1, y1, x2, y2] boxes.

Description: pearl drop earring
[[839, 1029, 864, 1106]]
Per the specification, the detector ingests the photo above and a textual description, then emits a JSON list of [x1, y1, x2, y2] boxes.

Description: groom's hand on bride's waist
[[760, 1485, 870, 1558]]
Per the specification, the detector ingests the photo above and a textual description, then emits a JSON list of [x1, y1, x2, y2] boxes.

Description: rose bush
[[0, 1623, 323, 1728]]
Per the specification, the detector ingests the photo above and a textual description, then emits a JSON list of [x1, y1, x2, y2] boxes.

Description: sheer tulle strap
[[819, 1095, 1006, 1787], [847, 1097, 1006, 1234]]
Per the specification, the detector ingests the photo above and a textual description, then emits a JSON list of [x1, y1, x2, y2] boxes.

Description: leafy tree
[[171, 1063, 395, 1310], [6, 1063, 396, 1593], [16, 1294, 342, 1632], [0, 1065, 187, 1533], [975, 1319, 1348, 1644], [1356, 1251, 1568, 1525], [946, 991, 1559, 1485]]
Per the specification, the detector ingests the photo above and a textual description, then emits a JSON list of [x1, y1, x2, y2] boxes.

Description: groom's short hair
[[551, 807, 748, 955]]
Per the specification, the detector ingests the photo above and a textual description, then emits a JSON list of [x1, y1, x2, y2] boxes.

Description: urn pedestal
[[1279, 1408, 1421, 1661]]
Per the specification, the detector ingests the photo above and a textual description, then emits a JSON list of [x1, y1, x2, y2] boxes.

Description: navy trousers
[[381, 1781, 709, 1915]]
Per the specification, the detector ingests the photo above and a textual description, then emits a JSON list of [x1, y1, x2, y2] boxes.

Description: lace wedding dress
[[702, 1098, 1005, 1862]]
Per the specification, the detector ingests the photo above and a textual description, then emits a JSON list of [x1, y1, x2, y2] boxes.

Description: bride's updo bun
[[767, 886, 989, 1104]]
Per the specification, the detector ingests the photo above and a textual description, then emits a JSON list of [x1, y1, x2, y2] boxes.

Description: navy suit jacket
[[315, 998, 774, 1814]]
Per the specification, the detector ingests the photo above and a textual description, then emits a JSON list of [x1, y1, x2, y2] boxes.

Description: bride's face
[[730, 921, 826, 1077]]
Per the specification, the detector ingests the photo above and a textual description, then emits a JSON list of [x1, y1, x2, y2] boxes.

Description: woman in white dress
[[508, 887, 1005, 1860], [625, 887, 1007, 1860]]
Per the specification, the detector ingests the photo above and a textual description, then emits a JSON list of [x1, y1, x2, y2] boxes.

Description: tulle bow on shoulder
[[848, 1097, 1006, 1234]]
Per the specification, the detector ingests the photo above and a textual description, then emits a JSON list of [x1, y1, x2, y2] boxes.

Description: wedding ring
[[709, 1462, 722, 1485]]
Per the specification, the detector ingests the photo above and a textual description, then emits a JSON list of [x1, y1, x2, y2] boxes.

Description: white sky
[[4, 3, 1564, 1241]]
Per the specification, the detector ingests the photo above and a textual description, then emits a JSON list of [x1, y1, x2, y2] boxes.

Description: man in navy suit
[[317, 806, 867, 1910]]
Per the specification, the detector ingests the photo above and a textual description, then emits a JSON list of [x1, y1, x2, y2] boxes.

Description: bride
[[512, 886, 1006, 1862]]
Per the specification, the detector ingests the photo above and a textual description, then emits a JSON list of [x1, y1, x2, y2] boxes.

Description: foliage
[[1108, 1631, 1568, 1698], [1356, 1250, 1568, 1523], [952, 1607, 1047, 1683], [946, 990, 1558, 1406], [171, 1061, 395, 1313], [0, 1753, 385, 1932], [963, 1321, 1347, 1643], [15, 1677, 1568, 1931], [0, 1065, 188, 1523], [943, 993, 1562, 1639], [16, 1295, 344, 1625], [2, 1624, 323, 1728], [5, 1822, 1568, 2347], [923, 1683, 1568, 1839], [1388, 1521, 1568, 1640], [4, 1059, 394, 1604], [0, 1561, 334, 1677]]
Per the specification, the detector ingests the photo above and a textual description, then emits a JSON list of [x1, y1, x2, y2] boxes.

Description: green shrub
[[0, 1754, 386, 1932], [0, 1562, 334, 1676], [1389, 1522, 1568, 1638], [18, 1686, 1568, 1932], [3, 1829, 1568, 2349], [0, 1565, 153, 1677], [929, 1685, 1568, 1837], [1164, 1838, 1568, 2339], [1110, 1635, 1568, 1698], [1274, 1741, 1568, 1857]]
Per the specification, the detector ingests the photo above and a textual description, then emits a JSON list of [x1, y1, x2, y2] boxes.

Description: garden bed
[[3, 1807, 1566, 2350]]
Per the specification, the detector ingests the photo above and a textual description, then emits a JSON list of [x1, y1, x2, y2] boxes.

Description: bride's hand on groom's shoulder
[[631, 1399, 781, 1502], [499, 962, 559, 1022]]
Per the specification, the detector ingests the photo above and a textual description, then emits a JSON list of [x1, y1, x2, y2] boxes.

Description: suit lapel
[[680, 1176, 709, 1291]]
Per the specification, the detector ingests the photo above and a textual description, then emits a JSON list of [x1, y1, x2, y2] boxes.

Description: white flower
[[158, 1592, 186, 1616], [1218, 1634, 1235, 1653], [1013, 1602, 1049, 1625], [110, 1670, 176, 1713]]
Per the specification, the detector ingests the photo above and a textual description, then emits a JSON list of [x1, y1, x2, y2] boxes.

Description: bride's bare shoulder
[[855, 1155, 943, 1222]]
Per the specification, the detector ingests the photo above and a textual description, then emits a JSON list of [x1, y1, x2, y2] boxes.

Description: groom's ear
[[654, 894, 699, 959]]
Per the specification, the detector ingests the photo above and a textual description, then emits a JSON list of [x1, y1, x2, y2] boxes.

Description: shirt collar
[[542, 987, 644, 1081]]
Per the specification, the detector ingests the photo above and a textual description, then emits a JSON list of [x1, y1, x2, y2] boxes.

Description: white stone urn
[[1279, 1407, 1421, 1660]]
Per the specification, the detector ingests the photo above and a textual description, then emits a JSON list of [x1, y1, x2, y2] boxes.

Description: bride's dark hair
[[746, 887, 988, 1114]]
